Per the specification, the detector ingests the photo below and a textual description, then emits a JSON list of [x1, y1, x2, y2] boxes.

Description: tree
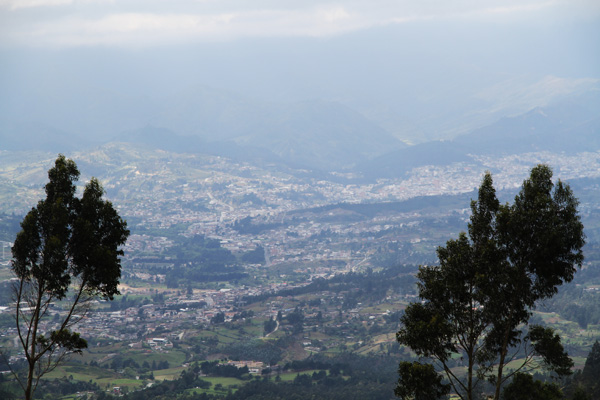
[[568, 340, 600, 398], [502, 372, 563, 400], [394, 361, 449, 400], [211, 312, 225, 324], [571, 387, 592, 400], [264, 317, 277, 336], [8, 155, 129, 400], [396, 165, 584, 400], [581, 340, 600, 383]]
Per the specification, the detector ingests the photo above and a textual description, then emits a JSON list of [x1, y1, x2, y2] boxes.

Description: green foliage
[[394, 361, 449, 400], [396, 302, 455, 361], [582, 340, 600, 382], [242, 264, 417, 304], [147, 234, 247, 287], [200, 361, 248, 379], [170, 235, 235, 265], [231, 216, 283, 235], [118, 364, 212, 400], [397, 165, 585, 400], [241, 245, 266, 264], [211, 312, 225, 325], [263, 317, 277, 335], [528, 325, 574, 376], [571, 386, 592, 400], [221, 339, 283, 365], [285, 308, 304, 325], [566, 340, 600, 398], [109, 294, 152, 311], [48, 329, 87, 354], [9, 155, 129, 400], [540, 280, 600, 329], [502, 373, 563, 400]]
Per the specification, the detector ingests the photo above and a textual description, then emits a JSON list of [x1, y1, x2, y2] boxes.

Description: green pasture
[[44, 365, 145, 392], [195, 327, 242, 344], [277, 370, 322, 382], [359, 302, 406, 314], [154, 366, 187, 381], [183, 376, 247, 396], [81, 343, 186, 370], [126, 349, 186, 368]]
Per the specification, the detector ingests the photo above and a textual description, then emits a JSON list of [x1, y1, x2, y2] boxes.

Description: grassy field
[[185, 377, 242, 396], [278, 370, 322, 382], [127, 349, 187, 368], [44, 365, 146, 392], [175, 369, 328, 397], [154, 365, 187, 381], [6, 270, 597, 400]]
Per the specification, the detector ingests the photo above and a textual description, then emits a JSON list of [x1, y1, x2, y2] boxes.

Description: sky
[[1, 0, 599, 143], [1, 0, 599, 47]]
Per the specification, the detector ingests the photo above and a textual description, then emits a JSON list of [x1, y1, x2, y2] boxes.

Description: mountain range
[[1, 85, 598, 178], [358, 90, 600, 179]]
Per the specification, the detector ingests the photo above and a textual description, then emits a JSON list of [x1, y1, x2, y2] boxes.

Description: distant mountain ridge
[[118, 125, 296, 170], [454, 89, 600, 154], [357, 90, 600, 179], [1, 86, 598, 179], [0, 85, 404, 172], [147, 87, 405, 171]]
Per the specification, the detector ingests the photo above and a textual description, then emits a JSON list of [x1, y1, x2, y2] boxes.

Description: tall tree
[[8, 155, 129, 400], [572, 340, 600, 398], [501, 372, 563, 400], [396, 165, 584, 400], [581, 341, 600, 383]]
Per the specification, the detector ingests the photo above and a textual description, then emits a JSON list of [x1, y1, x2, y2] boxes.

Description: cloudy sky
[[1, 0, 599, 143], [2, 0, 599, 47]]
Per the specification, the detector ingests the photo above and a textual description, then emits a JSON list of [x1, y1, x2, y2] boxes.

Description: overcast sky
[[1, 0, 599, 47], [1, 0, 599, 143]]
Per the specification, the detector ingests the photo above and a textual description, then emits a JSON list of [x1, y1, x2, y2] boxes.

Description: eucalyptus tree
[[396, 165, 584, 400], [9, 155, 129, 400]]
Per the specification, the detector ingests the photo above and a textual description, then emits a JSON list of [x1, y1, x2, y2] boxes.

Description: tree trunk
[[494, 308, 515, 400], [25, 360, 35, 400], [494, 347, 507, 400], [467, 350, 473, 400], [24, 285, 43, 400]]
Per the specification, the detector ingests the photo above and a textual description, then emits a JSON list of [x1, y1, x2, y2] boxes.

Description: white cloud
[[1, 0, 598, 47], [0, 0, 114, 10], [6, 6, 369, 46], [0, 0, 72, 9]]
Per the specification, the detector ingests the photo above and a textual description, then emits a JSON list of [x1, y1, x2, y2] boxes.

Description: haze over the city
[[1, 0, 599, 151]]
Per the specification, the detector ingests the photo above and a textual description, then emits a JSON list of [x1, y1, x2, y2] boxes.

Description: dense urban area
[[1, 146, 600, 399]]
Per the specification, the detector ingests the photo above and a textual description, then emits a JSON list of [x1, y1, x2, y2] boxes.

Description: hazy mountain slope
[[152, 87, 404, 171], [357, 140, 472, 180], [1, 83, 403, 172], [150, 86, 266, 140], [0, 121, 94, 152], [0, 72, 158, 141], [454, 90, 600, 155], [2, 82, 596, 176], [357, 90, 600, 179], [118, 125, 296, 170], [232, 100, 404, 171]]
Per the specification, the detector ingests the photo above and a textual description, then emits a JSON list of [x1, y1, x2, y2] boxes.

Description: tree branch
[[435, 356, 468, 398]]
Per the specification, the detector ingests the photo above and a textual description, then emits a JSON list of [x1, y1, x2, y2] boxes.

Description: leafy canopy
[[396, 165, 584, 400], [10, 155, 129, 400]]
